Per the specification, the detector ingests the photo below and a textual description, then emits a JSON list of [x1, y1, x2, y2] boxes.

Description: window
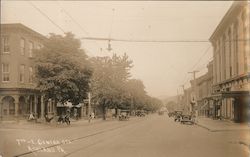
[[2, 36, 10, 53], [20, 38, 25, 55], [28, 42, 34, 57], [28, 67, 33, 83], [2, 63, 10, 82], [20, 65, 25, 83]]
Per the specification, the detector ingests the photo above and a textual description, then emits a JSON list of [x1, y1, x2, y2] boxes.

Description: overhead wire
[[55, 1, 109, 54], [28, 1, 66, 34]]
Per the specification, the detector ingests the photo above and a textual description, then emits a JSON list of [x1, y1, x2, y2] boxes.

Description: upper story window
[[2, 36, 10, 53], [2, 63, 10, 82], [28, 67, 33, 83], [20, 65, 25, 83], [28, 41, 34, 57], [20, 38, 25, 55]]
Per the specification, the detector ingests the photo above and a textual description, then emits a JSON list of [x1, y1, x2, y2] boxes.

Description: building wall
[[210, 2, 250, 122], [211, 2, 249, 86], [0, 24, 48, 120], [0, 25, 44, 89]]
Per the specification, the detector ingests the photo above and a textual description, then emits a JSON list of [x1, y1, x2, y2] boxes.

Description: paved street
[[0, 114, 249, 157]]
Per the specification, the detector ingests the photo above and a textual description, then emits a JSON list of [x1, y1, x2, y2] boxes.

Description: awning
[[221, 91, 250, 98], [211, 91, 250, 99]]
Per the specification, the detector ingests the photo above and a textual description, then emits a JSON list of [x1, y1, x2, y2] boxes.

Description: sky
[[1, 1, 233, 98]]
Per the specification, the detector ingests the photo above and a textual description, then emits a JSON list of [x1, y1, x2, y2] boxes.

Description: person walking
[[88, 112, 95, 123]]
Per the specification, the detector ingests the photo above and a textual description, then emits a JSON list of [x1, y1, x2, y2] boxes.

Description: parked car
[[168, 112, 174, 117], [174, 111, 182, 122], [136, 110, 146, 117], [119, 110, 130, 121], [180, 115, 194, 125], [158, 111, 164, 115]]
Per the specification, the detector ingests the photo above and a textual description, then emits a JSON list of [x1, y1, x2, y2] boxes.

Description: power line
[[28, 1, 66, 34], [189, 45, 211, 70], [179, 45, 211, 87], [55, 1, 110, 54], [80, 37, 209, 43]]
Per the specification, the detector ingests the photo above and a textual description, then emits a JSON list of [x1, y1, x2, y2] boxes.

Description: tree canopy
[[34, 33, 92, 105]]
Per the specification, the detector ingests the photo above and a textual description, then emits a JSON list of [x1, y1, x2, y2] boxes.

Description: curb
[[195, 122, 250, 132], [194, 122, 212, 131]]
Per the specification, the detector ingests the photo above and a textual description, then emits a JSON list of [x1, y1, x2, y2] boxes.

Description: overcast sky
[[1, 1, 233, 98]]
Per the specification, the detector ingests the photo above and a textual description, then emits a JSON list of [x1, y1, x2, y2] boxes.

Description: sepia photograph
[[0, 0, 249, 157]]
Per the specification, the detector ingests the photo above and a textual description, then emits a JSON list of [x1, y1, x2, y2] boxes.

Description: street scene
[[0, 1, 250, 157]]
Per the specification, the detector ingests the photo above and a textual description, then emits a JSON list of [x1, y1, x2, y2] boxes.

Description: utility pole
[[180, 85, 185, 94], [88, 92, 91, 116], [188, 70, 199, 114], [188, 70, 199, 98]]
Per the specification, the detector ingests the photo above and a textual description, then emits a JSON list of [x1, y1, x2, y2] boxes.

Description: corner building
[[0, 23, 55, 120], [209, 1, 250, 122]]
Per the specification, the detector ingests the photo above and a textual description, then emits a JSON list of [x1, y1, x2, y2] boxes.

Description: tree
[[34, 33, 92, 106], [90, 53, 133, 120]]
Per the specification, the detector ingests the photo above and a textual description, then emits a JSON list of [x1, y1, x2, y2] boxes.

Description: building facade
[[0, 23, 56, 120], [209, 1, 250, 122], [196, 61, 214, 117]]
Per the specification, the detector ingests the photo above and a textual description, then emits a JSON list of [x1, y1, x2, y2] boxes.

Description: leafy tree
[[34, 33, 92, 106], [90, 53, 132, 120]]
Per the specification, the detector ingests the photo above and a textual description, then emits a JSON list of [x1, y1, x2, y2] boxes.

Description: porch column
[[13, 95, 19, 120], [0, 96, 2, 120], [41, 95, 45, 119], [27, 96, 32, 114], [34, 95, 38, 117]]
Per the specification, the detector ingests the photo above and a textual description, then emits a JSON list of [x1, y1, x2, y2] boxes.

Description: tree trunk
[[115, 108, 118, 118], [102, 103, 106, 120]]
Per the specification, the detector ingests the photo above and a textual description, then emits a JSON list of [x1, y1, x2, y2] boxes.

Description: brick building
[[0, 23, 56, 120]]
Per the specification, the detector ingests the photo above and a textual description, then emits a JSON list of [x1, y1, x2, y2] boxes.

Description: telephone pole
[[188, 70, 199, 114], [188, 70, 199, 95]]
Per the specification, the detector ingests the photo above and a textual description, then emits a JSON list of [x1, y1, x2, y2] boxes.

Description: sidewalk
[[0, 116, 140, 130], [0, 117, 104, 130], [195, 117, 250, 132], [195, 117, 250, 150]]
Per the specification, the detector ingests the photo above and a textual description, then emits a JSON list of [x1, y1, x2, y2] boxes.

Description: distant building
[[196, 61, 213, 117], [0, 23, 55, 120], [209, 1, 250, 122], [183, 87, 193, 114]]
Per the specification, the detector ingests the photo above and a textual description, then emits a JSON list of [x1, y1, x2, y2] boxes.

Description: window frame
[[2, 63, 10, 82], [28, 66, 33, 83], [19, 64, 25, 83], [20, 38, 25, 55], [28, 41, 34, 58], [2, 36, 10, 54]]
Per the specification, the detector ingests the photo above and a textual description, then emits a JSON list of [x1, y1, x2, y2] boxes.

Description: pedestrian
[[28, 112, 35, 121], [91, 112, 95, 119], [88, 114, 92, 123], [88, 112, 95, 123]]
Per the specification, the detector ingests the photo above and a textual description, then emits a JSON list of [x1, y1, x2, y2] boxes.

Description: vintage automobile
[[158, 111, 164, 115], [174, 111, 183, 122], [136, 110, 146, 117], [119, 110, 130, 121], [180, 115, 194, 125], [168, 112, 174, 117]]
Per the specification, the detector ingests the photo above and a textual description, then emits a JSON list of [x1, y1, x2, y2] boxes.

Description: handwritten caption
[[16, 139, 72, 154]]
